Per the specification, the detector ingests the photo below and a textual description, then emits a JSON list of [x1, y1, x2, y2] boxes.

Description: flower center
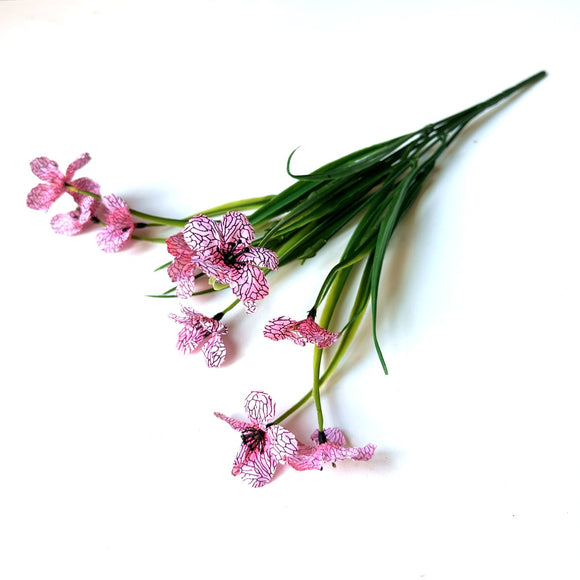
[[241, 427, 266, 453], [222, 240, 248, 267]]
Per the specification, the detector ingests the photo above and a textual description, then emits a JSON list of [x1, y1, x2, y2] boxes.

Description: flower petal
[[263, 316, 305, 345], [239, 451, 278, 488], [267, 424, 298, 461], [183, 214, 221, 255], [65, 153, 92, 181], [69, 176, 100, 196], [220, 211, 254, 246], [229, 264, 270, 306], [27, 183, 62, 211], [30, 157, 63, 182], [239, 246, 279, 270], [244, 391, 276, 427], [214, 412, 251, 433], [201, 334, 226, 368]]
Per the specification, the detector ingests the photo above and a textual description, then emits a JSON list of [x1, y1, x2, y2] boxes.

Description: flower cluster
[[215, 391, 375, 487], [27, 153, 136, 252], [25, 72, 546, 486]]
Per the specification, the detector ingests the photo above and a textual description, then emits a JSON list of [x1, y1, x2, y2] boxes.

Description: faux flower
[[169, 305, 228, 367], [96, 195, 135, 253], [288, 428, 376, 471], [27, 153, 101, 235], [264, 310, 338, 348], [215, 391, 298, 487], [166, 232, 199, 298], [182, 211, 278, 312]]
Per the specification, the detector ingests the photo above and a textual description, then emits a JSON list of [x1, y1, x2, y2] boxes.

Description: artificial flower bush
[[26, 71, 546, 486]]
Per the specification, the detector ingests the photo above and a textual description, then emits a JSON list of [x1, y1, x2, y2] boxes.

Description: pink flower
[[96, 195, 135, 253], [288, 428, 376, 471], [264, 310, 338, 348], [166, 232, 199, 299], [27, 153, 101, 235], [215, 391, 298, 487], [169, 305, 228, 367], [182, 211, 278, 312]]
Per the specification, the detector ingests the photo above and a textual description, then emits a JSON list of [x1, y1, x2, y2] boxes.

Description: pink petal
[[238, 451, 278, 488], [27, 183, 62, 211], [266, 425, 298, 461], [50, 195, 98, 236], [96, 224, 132, 253], [65, 153, 92, 181], [229, 264, 270, 305], [244, 391, 276, 427], [219, 211, 255, 245], [166, 233, 198, 297], [263, 316, 304, 344], [96, 196, 134, 252], [239, 246, 279, 270], [201, 334, 226, 367], [296, 318, 338, 348], [214, 412, 252, 433], [30, 157, 63, 182], [313, 427, 346, 446], [69, 176, 100, 196], [183, 215, 221, 254]]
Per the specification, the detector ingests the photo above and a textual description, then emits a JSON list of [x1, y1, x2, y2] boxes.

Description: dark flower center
[[222, 240, 248, 267], [241, 427, 266, 454]]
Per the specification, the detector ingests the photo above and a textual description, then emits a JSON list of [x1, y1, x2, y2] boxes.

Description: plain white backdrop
[[1, 1, 579, 578]]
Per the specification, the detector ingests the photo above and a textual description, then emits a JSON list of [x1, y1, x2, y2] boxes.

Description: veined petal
[[315, 427, 346, 447], [239, 451, 278, 488], [201, 334, 226, 367], [70, 176, 100, 196], [229, 264, 270, 305], [65, 153, 92, 181], [214, 412, 251, 433], [239, 246, 279, 270], [183, 214, 221, 254], [27, 183, 62, 211], [244, 391, 276, 427], [220, 211, 254, 246], [267, 424, 298, 461], [263, 316, 306, 345], [30, 157, 63, 182]]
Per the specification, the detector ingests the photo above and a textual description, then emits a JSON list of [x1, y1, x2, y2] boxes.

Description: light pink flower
[[264, 311, 338, 348], [182, 211, 278, 312], [27, 153, 101, 235], [169, 305, 227, 367], [166, 232, 199, 298], [215, 391, 298, 487], [288, 428, 376, 471], [96, 195, 135, 253]]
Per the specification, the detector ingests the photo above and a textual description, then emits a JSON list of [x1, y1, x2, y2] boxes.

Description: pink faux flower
[[215, 391, 298, 487], [166, 232, 199, 299], [182, 211, 278, 312], [27, 153, 101, 235], [96, 195, 135, 253], [169, 305, 228, 367], [288, 428, 376, 471], [264, 310, 338, 348]]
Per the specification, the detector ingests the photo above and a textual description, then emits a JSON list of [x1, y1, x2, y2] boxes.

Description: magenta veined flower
[[215, 391, 298, 487], [263, 310, 338, 348], [166, 232, 200, 299], [27, 153, 101, 235], [182, 211, 278, 313], [288, 428, 376, 472], [96, 195, 135, 253], [169, 305, 228, 367]]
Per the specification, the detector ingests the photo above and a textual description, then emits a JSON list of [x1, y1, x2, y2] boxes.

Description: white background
[[1, 1, 579, 578]]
